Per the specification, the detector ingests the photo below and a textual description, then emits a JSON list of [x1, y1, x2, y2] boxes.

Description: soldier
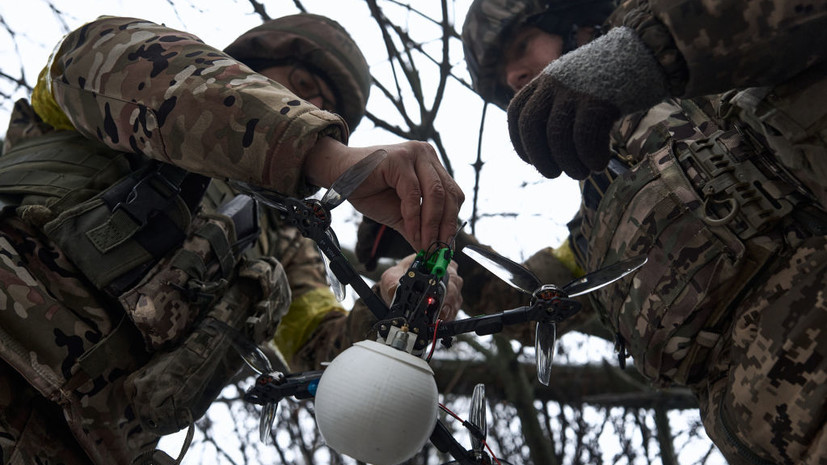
[[461, 0, 827, 464], [0, 13, 463, 465]]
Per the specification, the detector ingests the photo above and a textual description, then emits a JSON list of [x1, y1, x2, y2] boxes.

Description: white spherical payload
[[314, 340, 439, 465]]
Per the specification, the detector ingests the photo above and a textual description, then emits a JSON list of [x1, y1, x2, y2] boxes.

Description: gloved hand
[[507, 27, 669, 180]]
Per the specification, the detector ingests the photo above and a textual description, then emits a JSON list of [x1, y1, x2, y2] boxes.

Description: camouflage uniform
[[463, 0, 827, 463], [0, 15, 374, 465]]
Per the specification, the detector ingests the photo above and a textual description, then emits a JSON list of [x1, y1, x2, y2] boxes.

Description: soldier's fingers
[[436, 171, 464, 245], [548, 91, 590, 180], [519, 78, 564, 179], [574, 99, 620, 173], [378, 154, 422, 248], [440, 263, 463, 321]]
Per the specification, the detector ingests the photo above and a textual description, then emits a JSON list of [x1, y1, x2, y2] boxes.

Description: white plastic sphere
[[314, 340, 439, 465]]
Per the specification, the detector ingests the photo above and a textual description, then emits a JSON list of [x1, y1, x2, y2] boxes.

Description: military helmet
[[225, 14, 372, 130], [461, 0, 616, 109]]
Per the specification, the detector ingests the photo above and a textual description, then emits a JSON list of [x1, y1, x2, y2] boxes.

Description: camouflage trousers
[[693, 235, 827, 465]]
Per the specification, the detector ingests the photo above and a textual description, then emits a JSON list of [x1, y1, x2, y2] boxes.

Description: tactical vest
[[0, 131, 207, 294], [0, 130, 291, 464], [569, 76, 827, 387]]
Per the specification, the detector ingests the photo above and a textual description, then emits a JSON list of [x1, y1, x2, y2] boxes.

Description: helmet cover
[[225, 14, 372, 130]]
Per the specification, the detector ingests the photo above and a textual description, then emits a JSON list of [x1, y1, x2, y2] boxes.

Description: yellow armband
[[31, 61, 74, 130], [274, 287, 347, 361], [552, 238, 585, 278]]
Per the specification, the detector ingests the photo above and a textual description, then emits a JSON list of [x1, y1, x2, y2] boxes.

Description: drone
[[227, 149, 647, 465]]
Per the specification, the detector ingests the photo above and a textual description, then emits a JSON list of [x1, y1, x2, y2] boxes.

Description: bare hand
[[304, 138, 464, 250], [378, 253, 463, 322]]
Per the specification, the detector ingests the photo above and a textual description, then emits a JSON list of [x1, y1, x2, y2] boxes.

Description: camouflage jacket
[[0, 15, 374, 465], [568, 0, 827, 386], [610, 0, 827, 100], [14, 15, 348, 196]]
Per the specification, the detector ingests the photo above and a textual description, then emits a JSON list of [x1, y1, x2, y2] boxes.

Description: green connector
[[426, 247, 453, 279]]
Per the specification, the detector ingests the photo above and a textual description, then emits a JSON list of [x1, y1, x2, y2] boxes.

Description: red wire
[[426, 319, 441, 361], [485, 443, 503, 465], [370, 224, 387, 260], [437, 404, 503, 465], [439, 403, 461, 420]]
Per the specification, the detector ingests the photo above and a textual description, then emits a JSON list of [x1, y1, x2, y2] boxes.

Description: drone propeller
[[234, 341, 281, 444], [469, 384, 487, 459], [320, 149, 388, 210], [534, 322, 557, 386], [561, 254, 647, 297], [232, 149, 388, 302], [462, 245, 647, 386], [319, 228, 347, 301], [461, 246, 559, 385], [319, 149, 386, 300], [205, 319, 281, 443], [317, 149, 388, 301], [460, 246, 540, 296]]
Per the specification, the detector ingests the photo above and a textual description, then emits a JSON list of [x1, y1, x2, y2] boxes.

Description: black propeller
[[316, 149, 387, 300], [205, 319, 281, 443], [469, 384, 487, 459], [462, 245, 647, 385], [320, 149, 388, 210], [232, 149, 388, 302]]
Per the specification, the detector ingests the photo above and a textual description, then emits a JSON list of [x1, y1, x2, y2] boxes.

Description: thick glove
[[507, 27, 669, 180]]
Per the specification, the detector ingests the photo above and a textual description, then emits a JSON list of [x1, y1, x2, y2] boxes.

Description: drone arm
[[435, 305, 537, 338], [435, 298, 581, 339], [244, 370, 324, 405], [230, 185, 391, 322], [315, 234, 390, 320], [430, 420, 478, 465]]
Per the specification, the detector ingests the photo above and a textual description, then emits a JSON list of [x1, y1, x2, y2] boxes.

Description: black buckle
[[113, 166, 182, 227]]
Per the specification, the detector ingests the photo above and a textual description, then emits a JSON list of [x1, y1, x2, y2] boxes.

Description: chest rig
[[673, 95, 827, 242], [0, 131, 210, 295], [567, 89, 827, 386]]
